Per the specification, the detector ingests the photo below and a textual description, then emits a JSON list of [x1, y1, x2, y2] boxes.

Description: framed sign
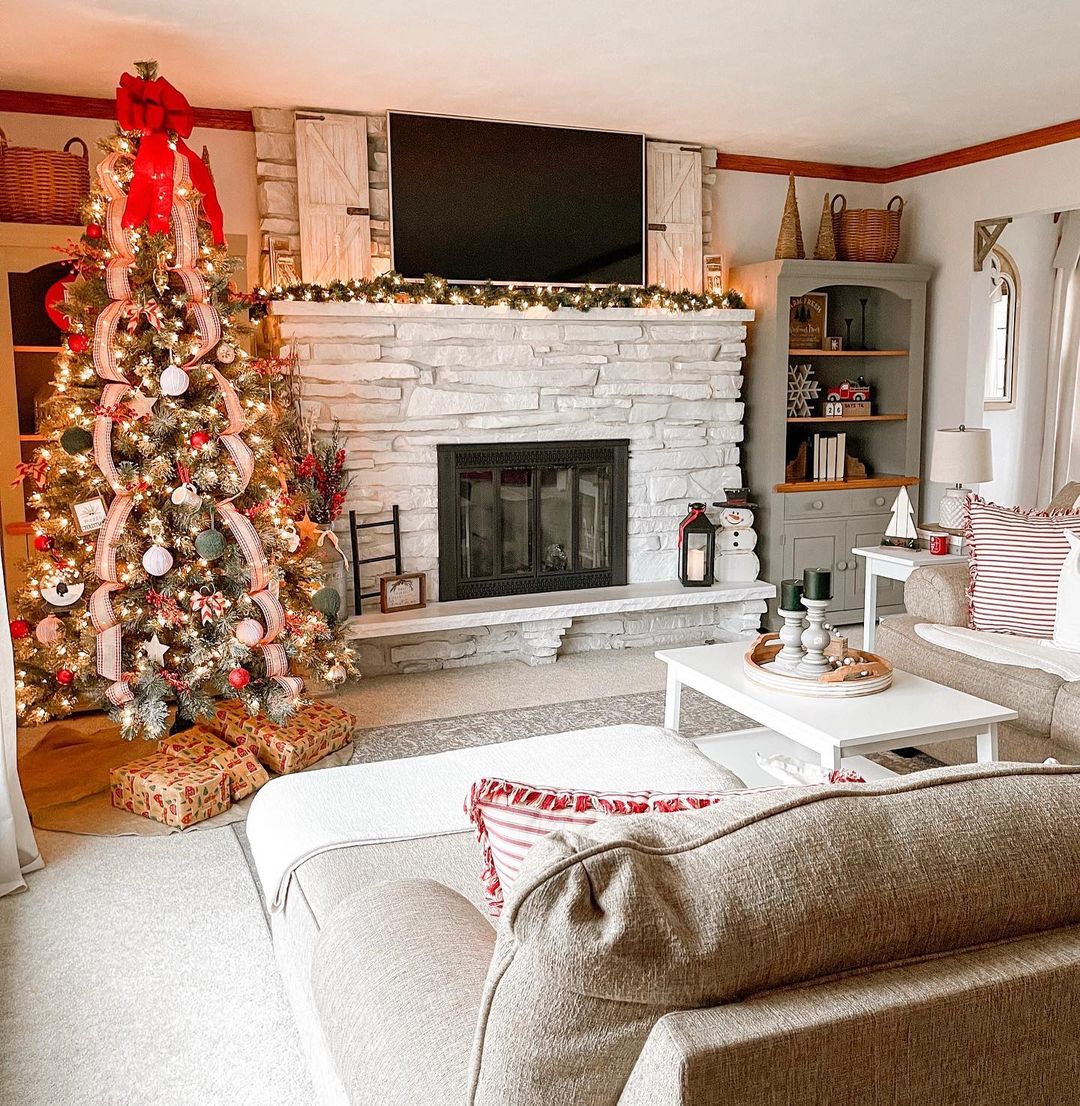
[[73, 496, 107, 534], [789, 293, 828, 350], [379, 571, 427, 614]]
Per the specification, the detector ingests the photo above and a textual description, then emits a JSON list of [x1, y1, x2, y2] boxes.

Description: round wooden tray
[[744, 633, 893, 697]]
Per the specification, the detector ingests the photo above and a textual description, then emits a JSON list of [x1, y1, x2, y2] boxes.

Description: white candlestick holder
[[798, 597, 833, 677], [775, 607, 807, 669]]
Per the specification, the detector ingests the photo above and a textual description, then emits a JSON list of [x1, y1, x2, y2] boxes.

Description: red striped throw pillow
[[966, 496, 1080, 636]]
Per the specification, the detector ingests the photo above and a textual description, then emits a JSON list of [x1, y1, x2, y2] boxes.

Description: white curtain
[[0, 553, 42, 897], [1037, 209, 1080, 502]]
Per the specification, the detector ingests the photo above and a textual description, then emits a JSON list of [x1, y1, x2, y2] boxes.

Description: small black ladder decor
[[348, 506, 403, 615]]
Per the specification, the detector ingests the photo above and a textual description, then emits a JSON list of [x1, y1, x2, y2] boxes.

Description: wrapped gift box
[[161, 724, 269, 800], [205, 700, 356, 775], [110, 752, 230, 829]]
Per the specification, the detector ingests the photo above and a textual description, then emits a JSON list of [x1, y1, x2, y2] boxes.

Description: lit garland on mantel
[[244, 272, 746, 317]]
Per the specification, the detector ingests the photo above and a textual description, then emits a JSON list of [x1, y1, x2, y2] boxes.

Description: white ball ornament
[[235, 619, 264, 647], [159, 366, 190, 396], [142, 545, 174, 577], [326, 663, 347, 684], [216, 342, 236, 364], [35, 615, 64, 644]]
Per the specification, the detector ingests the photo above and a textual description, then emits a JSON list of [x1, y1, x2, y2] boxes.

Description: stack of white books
[[811, 431, 847, 481]]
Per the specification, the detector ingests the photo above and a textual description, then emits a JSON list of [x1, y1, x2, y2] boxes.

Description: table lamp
[[928, 425, 993, 530]]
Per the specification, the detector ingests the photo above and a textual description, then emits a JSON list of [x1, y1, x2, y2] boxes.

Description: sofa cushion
[[966, 495, 1080, 636], [468, 763, 1080, 1105]]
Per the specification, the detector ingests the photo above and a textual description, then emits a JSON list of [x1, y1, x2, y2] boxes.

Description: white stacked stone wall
[[252, 107, 715, 283], [267, 302, 762, 673]]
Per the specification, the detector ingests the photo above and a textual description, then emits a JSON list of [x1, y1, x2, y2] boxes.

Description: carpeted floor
[[2, 643, 937, 1105]]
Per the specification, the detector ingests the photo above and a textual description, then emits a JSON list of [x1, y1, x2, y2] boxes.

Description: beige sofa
[[273, 754, 1080, 1104], [876, 562, 1080, 763]]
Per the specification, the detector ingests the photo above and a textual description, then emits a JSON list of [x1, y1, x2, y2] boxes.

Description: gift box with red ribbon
[[160, 724, 270, 800], [109, 752, 230, 828], [205, 700, 356, 775]]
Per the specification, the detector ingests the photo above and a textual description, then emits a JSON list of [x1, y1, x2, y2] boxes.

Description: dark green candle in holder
[[780, 578, 804, 611], [802, 567, 832, 601]]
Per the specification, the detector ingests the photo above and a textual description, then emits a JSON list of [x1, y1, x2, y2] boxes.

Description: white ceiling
[[4, 0, 1080, 165]]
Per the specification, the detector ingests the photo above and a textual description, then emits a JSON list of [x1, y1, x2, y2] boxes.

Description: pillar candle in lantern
[[687, 547, 707, 581]]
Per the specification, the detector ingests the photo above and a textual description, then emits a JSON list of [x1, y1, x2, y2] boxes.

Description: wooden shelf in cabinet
[[787, 414, 907, 424], [775, 474, 919, 494], [787, 349, 908, 357], [13, 345, 61, 354], [19, 434, 47, 442]]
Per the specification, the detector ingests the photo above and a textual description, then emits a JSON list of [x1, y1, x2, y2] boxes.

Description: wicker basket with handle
[[0, 129, 90, 225], [831, 194, 904, 263]]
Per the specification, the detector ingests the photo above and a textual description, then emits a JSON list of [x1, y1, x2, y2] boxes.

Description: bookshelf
[[730, 259, 932, 626]]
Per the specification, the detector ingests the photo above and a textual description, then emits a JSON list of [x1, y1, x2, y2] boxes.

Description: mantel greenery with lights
[[244, 273, 746, 317]]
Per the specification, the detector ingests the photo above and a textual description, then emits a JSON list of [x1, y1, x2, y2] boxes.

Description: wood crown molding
[[717, 116, 1080, 183], [0, 89, 254, 131]]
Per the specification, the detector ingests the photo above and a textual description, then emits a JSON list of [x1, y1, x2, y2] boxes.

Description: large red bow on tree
[[115, 71, 225, 244]]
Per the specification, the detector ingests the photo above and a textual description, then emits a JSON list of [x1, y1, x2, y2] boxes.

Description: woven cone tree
[[774, 173, 805, 260], [813, 192, 837, 260], [8, 62, 357, 740]]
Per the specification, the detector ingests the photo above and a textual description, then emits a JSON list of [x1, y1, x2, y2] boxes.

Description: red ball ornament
[[9, 619, 30, 640], [55, 668, 75, 686], [85, 223, 102, 240], [67, 333, 89, 354], [33, 534, 54, 552], [228, 667, 251, 689], [190, 431, 211, 450]]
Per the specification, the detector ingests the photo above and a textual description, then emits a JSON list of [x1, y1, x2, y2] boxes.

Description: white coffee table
[[656, 641, 1017, 771]]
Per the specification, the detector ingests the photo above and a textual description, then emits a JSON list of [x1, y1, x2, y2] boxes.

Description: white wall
[[894, 139, 1080, 515], [0, 112, 259, 279]]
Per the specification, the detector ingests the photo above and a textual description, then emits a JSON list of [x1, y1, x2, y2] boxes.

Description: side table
[[852, 545, 968, 650]]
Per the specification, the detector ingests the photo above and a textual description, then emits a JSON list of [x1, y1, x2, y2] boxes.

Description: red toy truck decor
[[824, 377, 872, 417]]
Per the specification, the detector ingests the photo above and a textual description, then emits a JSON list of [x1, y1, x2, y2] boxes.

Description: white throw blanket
[[246, 724, 733, 911], [914, 623, 1080, 681]]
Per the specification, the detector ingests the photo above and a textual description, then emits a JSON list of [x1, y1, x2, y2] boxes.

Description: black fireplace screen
[[437, 440, 629, 601]]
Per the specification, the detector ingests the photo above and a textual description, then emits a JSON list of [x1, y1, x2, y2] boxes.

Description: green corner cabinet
[[728, 259, 932, 627]]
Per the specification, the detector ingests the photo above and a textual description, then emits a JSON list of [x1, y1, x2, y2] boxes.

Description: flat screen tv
[[389, 112, 644, 286]]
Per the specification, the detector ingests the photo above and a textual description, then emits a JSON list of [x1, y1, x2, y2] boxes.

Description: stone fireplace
[[266, 300, 770, 673]]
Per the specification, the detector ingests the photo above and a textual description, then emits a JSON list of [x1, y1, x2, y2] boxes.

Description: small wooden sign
[[789, 292, 828, 350], [379, 571, 427, 614], [73, 496, 107, 534]]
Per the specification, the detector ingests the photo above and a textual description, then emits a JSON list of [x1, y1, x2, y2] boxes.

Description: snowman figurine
[[714, 498, 760, 583]]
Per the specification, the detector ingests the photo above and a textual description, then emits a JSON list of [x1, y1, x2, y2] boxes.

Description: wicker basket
[[0, 129, 89, 225], [831, 194, 903, 263]]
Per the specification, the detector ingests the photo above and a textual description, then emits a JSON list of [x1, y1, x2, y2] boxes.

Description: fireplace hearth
[[437, 440, 629, 601]]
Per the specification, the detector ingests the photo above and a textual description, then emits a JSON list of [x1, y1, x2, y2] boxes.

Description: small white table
[[852, 545, 967, 650], [657, 641, 1015, 772]]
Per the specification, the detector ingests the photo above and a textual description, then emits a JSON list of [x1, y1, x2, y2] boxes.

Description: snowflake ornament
[[787, 363, 820, 417]]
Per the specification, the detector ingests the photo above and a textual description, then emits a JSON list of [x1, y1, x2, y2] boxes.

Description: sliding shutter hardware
[[648, 222, 667, 232], [346, 206, 369, 216]]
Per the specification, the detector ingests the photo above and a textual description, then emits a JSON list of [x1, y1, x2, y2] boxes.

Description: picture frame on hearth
[[380, 571, 427, 614]]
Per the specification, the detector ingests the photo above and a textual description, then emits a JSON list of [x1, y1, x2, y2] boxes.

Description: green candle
[[780, 579, 804, 611], [803, 567, 832, 601]]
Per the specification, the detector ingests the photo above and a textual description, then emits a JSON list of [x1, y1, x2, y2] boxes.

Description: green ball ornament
[[60, 427, 93, 455], [311, 586, 341, 619], [194, 529, 226, 561]]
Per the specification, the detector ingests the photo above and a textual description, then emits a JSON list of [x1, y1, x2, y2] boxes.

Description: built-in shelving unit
[[730, 259, 932, 626]]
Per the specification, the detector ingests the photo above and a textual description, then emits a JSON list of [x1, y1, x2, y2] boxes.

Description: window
[[985, 247, 1019, 408]]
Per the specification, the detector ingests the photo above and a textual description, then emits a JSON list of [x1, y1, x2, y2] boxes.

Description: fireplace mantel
[[267, 298, 763, 672]]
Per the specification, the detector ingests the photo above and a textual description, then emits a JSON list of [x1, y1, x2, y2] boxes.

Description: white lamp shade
[[928, 427, 994, 485]]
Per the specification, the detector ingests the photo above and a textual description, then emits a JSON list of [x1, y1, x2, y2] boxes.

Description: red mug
[[929, 533, 949, 555]]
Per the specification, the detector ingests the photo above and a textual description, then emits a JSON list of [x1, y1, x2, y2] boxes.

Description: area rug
[[19, 718, 352, 837]]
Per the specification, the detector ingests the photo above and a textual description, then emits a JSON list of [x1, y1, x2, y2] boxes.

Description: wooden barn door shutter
[[295, 112, 371, 282], [646, 142, 703, 291]]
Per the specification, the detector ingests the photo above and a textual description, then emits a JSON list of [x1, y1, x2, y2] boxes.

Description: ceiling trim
[[717, 116, 1080, 183], [0, 89, 254, 131]]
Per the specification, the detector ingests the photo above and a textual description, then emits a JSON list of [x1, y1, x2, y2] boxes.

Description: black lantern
[[677, 502, 715, 587]]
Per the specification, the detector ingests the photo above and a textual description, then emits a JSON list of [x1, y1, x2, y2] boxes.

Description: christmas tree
[[9, 62, 357, 740]]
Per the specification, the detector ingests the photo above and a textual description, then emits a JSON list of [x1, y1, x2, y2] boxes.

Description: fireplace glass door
[[439, 441, 628, 601]]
